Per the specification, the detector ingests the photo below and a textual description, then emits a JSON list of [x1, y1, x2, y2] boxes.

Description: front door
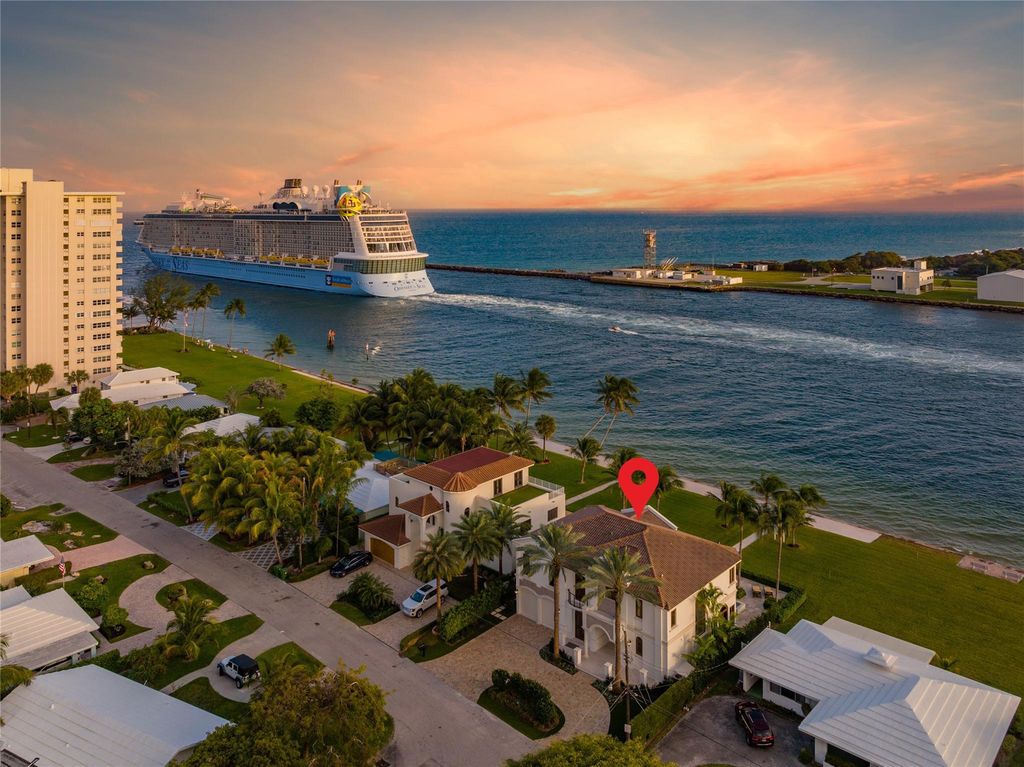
[[574, 609, 584, 641]]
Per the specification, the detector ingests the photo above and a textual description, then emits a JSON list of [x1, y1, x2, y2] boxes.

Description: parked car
[[162, 470, 191, 488], [64, 431, 83, 444], [330, 550, 372, 578], [401, 580, 448, 618], [217, 654, 261, 689], [735, 701, 775, 747]]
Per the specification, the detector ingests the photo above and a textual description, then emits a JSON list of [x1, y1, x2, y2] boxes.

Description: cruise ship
[[138, 179, 434, 297]]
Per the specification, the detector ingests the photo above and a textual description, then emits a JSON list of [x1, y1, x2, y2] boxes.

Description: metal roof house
[[0, 588, 99, 671], [0, 665, 227, 766], [730, 618, 1020, 767], [0, 534, 53, 586]]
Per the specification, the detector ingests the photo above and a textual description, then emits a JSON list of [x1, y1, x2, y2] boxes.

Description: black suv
[[735, 701, 774, 747]]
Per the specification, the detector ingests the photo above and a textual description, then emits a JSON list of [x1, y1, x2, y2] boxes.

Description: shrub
[[74, 649, 123, 672], [18, 566, 61, 596], [0, 494, 12, 517], [269, 563, 288, 580], [492, 668, 511, 689], [260, 408, 285, 427], [799, 746, 814, 765], [75, 578, 110, 613], [295, 396, 342, 432], [121, 645, 167, 683], [540, 639, 577, 674], [345, 572, 396, 619], [438, 579, 507, 642], [496, 672, 558, 728], [736, 586, 746, 600], [116, 440, 162, 480], [102, 604, 128, 628]]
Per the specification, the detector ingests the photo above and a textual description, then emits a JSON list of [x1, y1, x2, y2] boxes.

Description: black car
[[162, 470, 191, 488], [735, 701, 775, 747], [330, 550, 373, 577]]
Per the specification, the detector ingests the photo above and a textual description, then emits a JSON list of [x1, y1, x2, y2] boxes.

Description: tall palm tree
[[654, 464, 684, 512], [792, 484, 826, 546], [445, 405, 482, 453], [0, 632, 34, 697], [145, 409, 202, 521], [196, 283, 220, 341], [185, 445, 252, 531], [780, 490, 812, 548], [518, 524, 587, 660], [237, 473, 300, 567], [492, 374, 525, 420], [758, 491, 800, 595], [48, 406, 70, 435], [502, 422, 538, 458], [412, 529, 465, 619], [454, 510, 502, 594], [223, 298, 246, 349], [584, 375, 640, 447], [264, 333, 297, 368], [604, 446, 639, 505], [712, 481, 758, 562], [122, 302, 141, 334], [487, 501, 530, 577], [570, 436, 601, 484], [534, 414, 556, 461], [695, 584, 725, 635], [582, 547, 661, 690], [519, 368, 552, 423], [750, 472, 786, 515], [161, 595, 217, 661]]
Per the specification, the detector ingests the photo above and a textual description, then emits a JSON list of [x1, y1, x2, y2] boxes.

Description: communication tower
[[643, 230, 657, 268]]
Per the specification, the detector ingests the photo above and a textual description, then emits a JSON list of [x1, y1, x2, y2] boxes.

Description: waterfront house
[[730, 617, 1020, 767], [977, 269, 1024, 303], [359, 446, 566, 568], [0, 534, 53, 586], [51, 366, 190, 410], [870, 259, 934, 295], [0, 587, 98, 671], [515, 504, 741, 684]]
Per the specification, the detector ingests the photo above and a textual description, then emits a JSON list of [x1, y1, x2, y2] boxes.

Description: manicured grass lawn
[[123, 332, 362, 422], [3, 424, 66, 447], [400, 618, 496, 663], [530, 452, 611, 499], [156, 578, 227, 610], [1, 503, 117, 552], [255, 642, 323, 675], [170, 677, 249, 722], [716, 268, 806, 283], [741, 527, 1024, 697], [494, 484, 547, 506], [331, 596, 398, 625], [48, 445, 116, 464], [63, 554, 170, 604], [151, 614, 265, 689], [70, 462, 118, 482], [477, 686, 565, 739], [138, 490, 191, 525], [823, 275, 871, 284]]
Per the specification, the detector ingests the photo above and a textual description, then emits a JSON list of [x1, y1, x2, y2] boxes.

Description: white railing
[[530, 478, 565, 496]]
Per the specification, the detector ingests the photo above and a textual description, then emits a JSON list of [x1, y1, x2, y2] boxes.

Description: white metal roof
[[52, 381, 192, 410], [0, 665, 227, 767], [183, 412, 261, 438], [139, 393, 226, 411], [0, 589, 98, 669], [731, 619, 1020, 767], [0, 585, 32, 609], [978, 269, 1024, 281], [99, 366, 179, 387], [0, 535, 54, 573], [349, 461, 391, 512]]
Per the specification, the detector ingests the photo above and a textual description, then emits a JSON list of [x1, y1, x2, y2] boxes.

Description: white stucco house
[[0, 587, 99, 671], [730, 617, 1021, 767], [358, 446, 566, 569], [977, 268, 1024, 303], [51, 366, 190, 410], [516, 504, 741, 684], [871, 259, 934, 295]]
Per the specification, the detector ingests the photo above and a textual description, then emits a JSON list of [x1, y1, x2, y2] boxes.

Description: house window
[[427, 514, 436, 527], [463, 507, 470, 517], [514, 471, 523, 488], [445, 501, 450, 513], [493, 478, 503, 495], [729, 566, 736, 584], [547, 507, 558, 521], [395, 496, 399, 506], [635, 636, 643, 657], [635, 599, 643, 620], [696, 606, 707, 636]]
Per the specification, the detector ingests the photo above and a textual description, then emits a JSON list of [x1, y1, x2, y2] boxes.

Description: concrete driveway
[[292, 560, 421, 607], [658, 695, 811, 767]]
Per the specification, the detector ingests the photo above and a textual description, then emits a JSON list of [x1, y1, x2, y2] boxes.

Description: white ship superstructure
[[138, 179, 433, 297]]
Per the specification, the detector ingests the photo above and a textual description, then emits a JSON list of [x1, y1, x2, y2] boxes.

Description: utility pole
[[623, 629, 633, 739]]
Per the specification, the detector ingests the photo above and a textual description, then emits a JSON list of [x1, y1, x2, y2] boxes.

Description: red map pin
[[618, 457, 659, 520]]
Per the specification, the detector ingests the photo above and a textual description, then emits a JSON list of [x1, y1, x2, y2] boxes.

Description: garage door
[[369, 537, 395, 566]]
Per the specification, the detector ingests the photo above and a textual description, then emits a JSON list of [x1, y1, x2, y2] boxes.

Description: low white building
[[977, 269, 1024, 303], [182, 411, 262, 438], [611, 268, 655, 279], [0, 534, 53, 586], [52, 366, 190, 411], [691, 270, 743, 286], [730, 617, 1020, 767], [100, 366, 179, 389], [0, 664, 227, 767], [752, 263, 769, 272], [139, 393, 227, 413], [871, 259, 934, 295], [516, 504, 741, 684], [359, 446, 566, 569], [0, 587, 98, 671]]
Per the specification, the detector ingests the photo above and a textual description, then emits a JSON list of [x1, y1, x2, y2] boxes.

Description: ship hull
[[142, 248, 434, 298]]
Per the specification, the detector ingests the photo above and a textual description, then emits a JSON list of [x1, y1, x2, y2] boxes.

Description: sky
[[2, 1, 1022, 212]]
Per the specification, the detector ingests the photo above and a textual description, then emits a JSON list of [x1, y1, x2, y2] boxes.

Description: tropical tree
[[534, 414, 556, 461], [492, 373, 525, 420], [223, 297, 247, 348], [64, 369, 89, 390], [29, 363, 54, 398], [758, 489, 801, 594], [411, 529, 464, 619], [1, 369, 26, 404], [582, 547, 660, 690], [654, 464, 683, 512], [518, 523, 587, 660], [712, 481, 758, 562], [519, 367, 552, 423], [134, 274, 191, 332], [488, 501, 530, 577], [0, 632, 34, 697], [570, 436, 602, 484], [454, 510, 502, 594], [238, 473, 300, 567], [122, 301, 141, 334], [503, 422, 538, 459], [195, 283, 220, 341], [584, 375, 640, 447], [161, 595, 217, 661], [604, 446, 639, 505], [245, 377, 286, 409], [780, 490, 812, 548], [695, 584, 724, 635], [264, 333, 297, 368], [48, 406, 70, 435], [184, 445, 253, 531], [791, 483, 826, 546], [145, 409, 202, 521]]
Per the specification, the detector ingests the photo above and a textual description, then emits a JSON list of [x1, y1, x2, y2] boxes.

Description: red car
[[735, 701, 775, 747]]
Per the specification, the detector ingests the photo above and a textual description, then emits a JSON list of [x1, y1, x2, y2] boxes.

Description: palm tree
[[792, 484, 825, 546], [534, 414, 556, 461], [185, 445, 252, 531], [161, 595, 217, 661], [64, 369, 89, 391], [454, 510, 502, 594], [264, 333, 297, 368], [604, 446, 638, 505], [584, 375, 640, 447], [518, 524, 587, 660], [750, 472, 786, 515], [502, 422, 538, 458], [145, 410, 202, 521], [122, 302, 141, 334], [695, 584, 724, 635], [0, 632, 34, 697], [48, 406, 70, 435], [780, 490, 812, 548], [712, 481, 758, 562], [237, 473, 300, 567], [412, 529, 465, 619], [195, 283, 220, 341], [519, 368, 552, 423], [654, 464, 684, 512], [570, 436, 601, 484], [223, 298, 246, 348], [582, 547, 661, 690], [492, 374, 525, 420], [487, 501, 530, 577], [759, 491, 801, 595]]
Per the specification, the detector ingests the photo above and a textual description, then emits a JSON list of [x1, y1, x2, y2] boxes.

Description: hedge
[[630, 585, 807, 745], [438, 579, 507, 642], [491, 669, 558, 728]]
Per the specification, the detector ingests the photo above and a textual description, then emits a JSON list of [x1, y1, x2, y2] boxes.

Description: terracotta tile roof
[[397, 493, 443, 517], [403, 447, 533, 492], [358, 515, 410, 547], [552, 505, 740, 608]]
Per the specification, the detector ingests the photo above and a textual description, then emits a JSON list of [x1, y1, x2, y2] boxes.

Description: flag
[[58, 556, 66, 576]]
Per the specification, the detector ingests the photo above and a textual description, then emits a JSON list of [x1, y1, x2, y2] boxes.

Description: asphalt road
[[1, 442, 533, 767]]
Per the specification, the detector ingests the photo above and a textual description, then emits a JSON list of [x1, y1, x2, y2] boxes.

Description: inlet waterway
[[122, 212, 1024, 564]]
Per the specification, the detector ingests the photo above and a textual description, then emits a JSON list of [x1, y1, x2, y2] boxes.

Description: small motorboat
[[608, 325, 623, 333]]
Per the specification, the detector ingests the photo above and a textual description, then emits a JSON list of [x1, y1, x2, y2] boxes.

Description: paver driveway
[[293, 560, 421, 607], [426, 614, 610, 745]]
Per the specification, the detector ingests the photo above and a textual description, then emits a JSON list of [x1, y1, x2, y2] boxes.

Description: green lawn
[[151, 614, 265, 689], [3, 424, 66, 447], [138, 490, 191, 526], [494, 484, 547, 506], [716, 268, 806, 283], [255, 642, 323, 675], [156, 578, 227, 610], [1, 503, 117, 552], [477, 686, 565, 740], [170, 677, 249, 722], [122, 332, 362, 422], [741, 527, 1024, 697], [331, 599, 373, 626], [48, 446, 116, 464], [530, 452, 611, 499], [62, 554, 170, 604], [70, 463, 118, 482]]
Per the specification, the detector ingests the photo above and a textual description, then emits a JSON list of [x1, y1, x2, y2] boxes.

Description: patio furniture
[[751, 583, 762, 598]]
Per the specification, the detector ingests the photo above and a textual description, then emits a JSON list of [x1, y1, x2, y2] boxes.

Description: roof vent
[[864, 646, 896, 669]]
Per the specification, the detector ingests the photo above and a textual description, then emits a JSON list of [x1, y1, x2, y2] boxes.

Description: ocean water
[[121, 212, 1024, 564]]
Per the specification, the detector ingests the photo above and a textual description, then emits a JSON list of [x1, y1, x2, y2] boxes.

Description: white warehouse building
[[977, 269, 1024, 303]]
